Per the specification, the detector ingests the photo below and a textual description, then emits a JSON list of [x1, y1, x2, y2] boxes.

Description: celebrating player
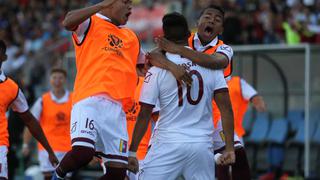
[[53, 0, 145, 179], [128, 12, 235, 179]]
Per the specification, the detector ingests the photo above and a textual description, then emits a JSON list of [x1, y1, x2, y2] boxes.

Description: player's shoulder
[[217, 44, 233, 54]]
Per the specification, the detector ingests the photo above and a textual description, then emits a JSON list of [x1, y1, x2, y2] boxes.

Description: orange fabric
[[213, 76, 249, 137], [188, 33, 231, 78], [0, 78, 19, 147], [126, 77, 152, 160], [188, 33, 233, 130], [72, 15, 140, 108], [38, 92, 72, 151]]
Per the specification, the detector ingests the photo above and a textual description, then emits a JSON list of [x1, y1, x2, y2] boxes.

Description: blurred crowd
[[0, 0, 320, 75]]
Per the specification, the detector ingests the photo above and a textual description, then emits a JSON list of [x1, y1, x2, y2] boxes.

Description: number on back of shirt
[[176, 70, 204, 106]]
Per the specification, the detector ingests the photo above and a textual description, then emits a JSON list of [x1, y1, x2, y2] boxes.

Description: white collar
[[0, 70, 6, 82], [50, 90, 70, 104], [96, 13, 112, 22], [193, 33, 219, 51]]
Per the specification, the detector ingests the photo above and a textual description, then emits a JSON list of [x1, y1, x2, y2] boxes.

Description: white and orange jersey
[[71, 13, 141, 109], [31, 91, 72, 152], [0, 70, 29, 147], [139, 50, 227, 143]]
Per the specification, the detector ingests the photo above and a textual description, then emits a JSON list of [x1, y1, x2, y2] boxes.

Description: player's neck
[[198, 35, 216, 46], [52, 88, 66, 99]]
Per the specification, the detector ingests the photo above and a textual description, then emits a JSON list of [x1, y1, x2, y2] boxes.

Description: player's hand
[[98, 0, 117, 9], [219, 150, 235, 166], [171, 65, 193, 86], [48, 152, 59, 167], [127, 156, 139, 174], [155, 37, 182, 54]]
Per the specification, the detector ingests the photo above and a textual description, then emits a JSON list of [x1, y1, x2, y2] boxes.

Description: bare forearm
[[178, 47, 228, 69], [20, 112, 54, 154], [220, 106, 234, 151], [23, 128, 32, 145], [215, 92, 234, 151], [129, 115, 151, 152], [62, 3, 103, 31]]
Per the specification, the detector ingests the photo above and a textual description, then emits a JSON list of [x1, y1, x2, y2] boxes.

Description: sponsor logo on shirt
[[102, 34, 124, 57]]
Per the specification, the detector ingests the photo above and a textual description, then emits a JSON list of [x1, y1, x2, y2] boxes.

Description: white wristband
[[129, 151, 137, 157], [214, 153, 222, 163], [22, 143, 29, 149]]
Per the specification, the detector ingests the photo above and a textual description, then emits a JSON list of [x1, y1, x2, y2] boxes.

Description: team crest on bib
[[107, 34, 123, 49], [102, 34, 124, 56]]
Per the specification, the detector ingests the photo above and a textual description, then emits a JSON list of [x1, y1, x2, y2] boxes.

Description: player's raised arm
[[62, 0, 117, 31], [19, 111, 59, 166], [148, 48, 192, 86], [156, 37, 229, 70], [214, 89, 235, 165]]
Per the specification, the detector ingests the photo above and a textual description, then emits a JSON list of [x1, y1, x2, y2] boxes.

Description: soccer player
[[125, 76, 159, 180], [22, 68, 72, 180], [150, 5, 255, 180], [53, 0, 147, 179], [0, 40, 58, 180], [128, 12, 235, 179], [213, 76, 266, 180]]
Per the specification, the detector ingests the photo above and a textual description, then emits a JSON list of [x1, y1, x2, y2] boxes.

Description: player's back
[[145, 52, 226, 143]]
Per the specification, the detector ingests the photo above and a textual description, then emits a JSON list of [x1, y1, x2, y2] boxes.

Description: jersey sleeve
[[215, 44, 234, 63], [30, 97, 43, 121], [137, 48, 146, 65], [11, 89, 29, 113], [72, 18, 91, 44], [240, 79, 258, 100], [139, 68, 160, 107], [213, 70, 228, 92]]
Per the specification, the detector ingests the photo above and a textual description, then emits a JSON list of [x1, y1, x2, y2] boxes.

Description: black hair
[[50, 68, 67, 77], [0, 40, 6, 54], [199, 4, 225, 18], [162, 12, 190, 42]]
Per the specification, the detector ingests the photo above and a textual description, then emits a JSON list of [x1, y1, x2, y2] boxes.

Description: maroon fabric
[[56, 146, 95, 178]]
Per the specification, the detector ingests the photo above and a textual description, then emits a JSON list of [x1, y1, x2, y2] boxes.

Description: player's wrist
[[129, 151, 137, 158], [22, 143, 29, 149]]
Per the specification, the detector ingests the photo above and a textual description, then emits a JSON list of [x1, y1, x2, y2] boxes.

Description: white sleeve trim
[[73, 18, 90, 43], [216, 44, 234, 62], [137, 48, 146, 65], [31, 97, 43, 121], [240, 79, 258, 100], [11, 89, 29, 113]]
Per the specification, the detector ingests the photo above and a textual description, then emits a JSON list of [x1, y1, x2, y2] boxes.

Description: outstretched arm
[[156, 37, 229, 70], [19, 111, 59, 166], [62, 0, 117, 31], [214, 90, 235, 165]]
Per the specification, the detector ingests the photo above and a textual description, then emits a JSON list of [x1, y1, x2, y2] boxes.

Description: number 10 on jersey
[[177, 70, 204, 107]]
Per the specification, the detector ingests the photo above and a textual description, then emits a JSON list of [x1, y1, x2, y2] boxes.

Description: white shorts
[[212, 120, 242, 152], [0, 146, 8, 179], [127, 161, 143, 180], [70, 94, 128, 164], [138, 142, 215, 180], [38, 151, 67, 172]]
